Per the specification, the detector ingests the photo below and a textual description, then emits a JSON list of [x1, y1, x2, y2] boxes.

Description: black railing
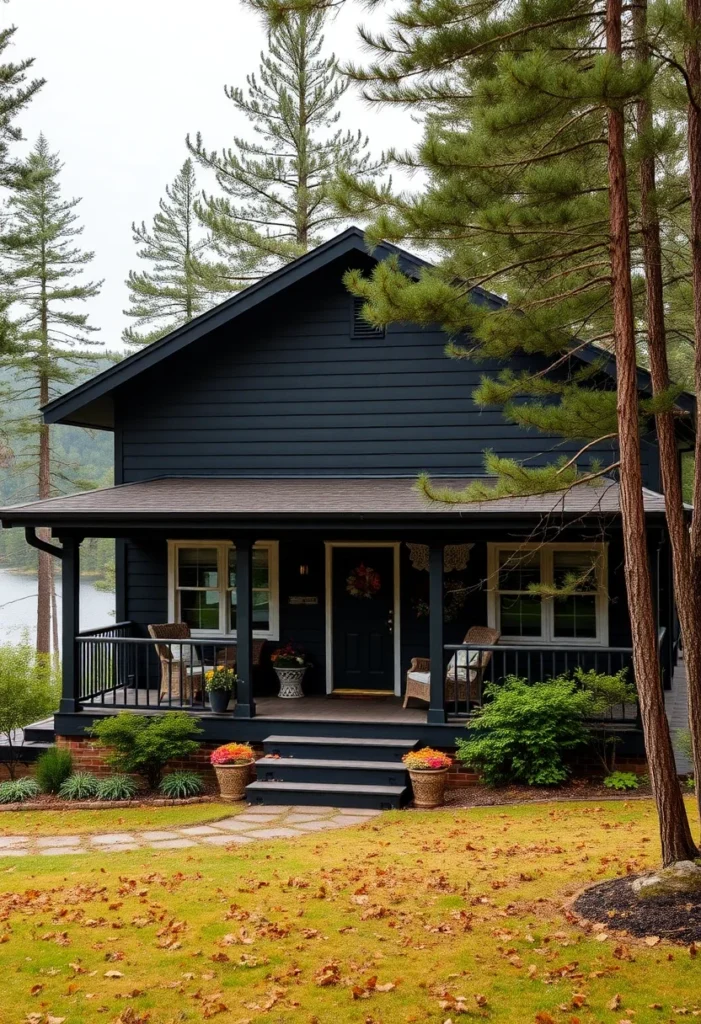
[[443, 643, 637, 720], [76, 629, 240, 711]]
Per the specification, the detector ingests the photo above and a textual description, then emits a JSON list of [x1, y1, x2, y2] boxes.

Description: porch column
[[59, 535, 81, 714], [428, 541, 446, 724], [233, 536, 256, 719]]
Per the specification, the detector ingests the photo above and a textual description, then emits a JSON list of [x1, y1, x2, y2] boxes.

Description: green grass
[[0, 801, 237, 835], [0, 798, 699, 1023]]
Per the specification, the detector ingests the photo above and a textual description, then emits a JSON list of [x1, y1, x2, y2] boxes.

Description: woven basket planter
[[408, 767, 450, 809], [213, 762, 253, 801]]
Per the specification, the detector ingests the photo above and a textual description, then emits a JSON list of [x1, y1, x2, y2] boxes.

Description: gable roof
[[42, 227, 437, 430], [42, 225, 695, 430]]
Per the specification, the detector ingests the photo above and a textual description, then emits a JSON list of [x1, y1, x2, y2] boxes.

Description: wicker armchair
[[215, 639, 267, 674], [403, 626, 501, 709], [148, 623, 205, 703]]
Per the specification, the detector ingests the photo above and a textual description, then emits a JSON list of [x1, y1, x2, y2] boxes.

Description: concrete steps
[[246, 734, 419, 809]]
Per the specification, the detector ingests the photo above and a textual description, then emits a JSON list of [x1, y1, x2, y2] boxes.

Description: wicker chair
[[148, 623, 205, 703], [215, 639, 267, 675], [403, 625, 501, 709]]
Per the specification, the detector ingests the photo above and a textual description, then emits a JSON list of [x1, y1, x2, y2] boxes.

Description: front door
[[331, 545, 395, 691]]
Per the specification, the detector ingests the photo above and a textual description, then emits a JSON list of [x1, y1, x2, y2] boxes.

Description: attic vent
[[352, 297, 385, 339]]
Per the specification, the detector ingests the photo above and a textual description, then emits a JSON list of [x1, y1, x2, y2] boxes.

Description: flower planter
[[274, 665, 307, 699], [208, 688, 232, 714], [213, 762, 253, 801], [408, 767, 450, 809]]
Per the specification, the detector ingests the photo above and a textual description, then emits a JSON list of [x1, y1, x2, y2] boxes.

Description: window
[[168, 541, 279, 639], [488, 543, 608, 645]]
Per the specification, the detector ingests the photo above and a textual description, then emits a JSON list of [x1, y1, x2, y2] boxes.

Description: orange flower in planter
[[402, 748, 453, 771], [210, 743, 255, 766]]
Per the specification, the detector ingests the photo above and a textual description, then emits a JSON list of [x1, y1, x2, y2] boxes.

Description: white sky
[[11, 0, 420, 349]]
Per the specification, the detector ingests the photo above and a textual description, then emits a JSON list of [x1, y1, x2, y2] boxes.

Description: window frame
[[487, 542, 609, 647], [167, 539, 279, 640]]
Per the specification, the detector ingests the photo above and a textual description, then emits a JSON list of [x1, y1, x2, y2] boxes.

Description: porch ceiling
[[0, 475, 668, 530]]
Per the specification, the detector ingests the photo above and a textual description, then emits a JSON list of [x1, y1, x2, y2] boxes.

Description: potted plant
[[270, 642, 308, 699], [210, 742, 255, 800], [402, 747, 453, 808], [205, 665, 238, 714]]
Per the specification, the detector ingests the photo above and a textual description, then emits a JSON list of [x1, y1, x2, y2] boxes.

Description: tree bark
[[635, 0, 701, 831], [607, 0, 697, 863], [686, 0, 701, 565]]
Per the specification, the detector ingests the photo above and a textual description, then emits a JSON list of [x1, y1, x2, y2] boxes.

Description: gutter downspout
[[24, 527, 63, 560]]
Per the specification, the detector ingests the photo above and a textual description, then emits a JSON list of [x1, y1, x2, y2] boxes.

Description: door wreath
[[346, 562, 381, 599]]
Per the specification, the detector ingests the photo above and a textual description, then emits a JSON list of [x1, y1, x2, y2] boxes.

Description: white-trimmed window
[[487, 543, 608, 646], [167, 540, 279, 640]]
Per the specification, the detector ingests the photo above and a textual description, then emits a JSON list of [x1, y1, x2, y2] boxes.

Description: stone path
[[0, 805, 382, 857]]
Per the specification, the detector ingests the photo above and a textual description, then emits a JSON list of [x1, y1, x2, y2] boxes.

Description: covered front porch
[[0, 475, 672, 744]]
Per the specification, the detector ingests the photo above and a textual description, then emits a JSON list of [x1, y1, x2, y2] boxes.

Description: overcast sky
[[11, 0, 420, 349]]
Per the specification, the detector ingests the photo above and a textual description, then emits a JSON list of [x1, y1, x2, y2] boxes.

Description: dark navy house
[[0, 228, 691, 807]]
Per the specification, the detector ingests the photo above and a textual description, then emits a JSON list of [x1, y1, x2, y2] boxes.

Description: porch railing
[[443, 643, 638, 721], [76, 624, 240, 711]]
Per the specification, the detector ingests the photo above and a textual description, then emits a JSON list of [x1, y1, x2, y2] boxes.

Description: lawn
[[0, 798, 699, 1024], [0, 802, 237, 836]]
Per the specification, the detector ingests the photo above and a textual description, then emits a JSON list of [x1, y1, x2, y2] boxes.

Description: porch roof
[[0, 475, 668, 530]]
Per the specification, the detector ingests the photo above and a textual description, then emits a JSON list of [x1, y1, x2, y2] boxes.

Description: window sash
[[169, 540, 279, 639], [489, 543, 608, 646]]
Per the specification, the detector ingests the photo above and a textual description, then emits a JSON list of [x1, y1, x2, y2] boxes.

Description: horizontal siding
[[114, 251, 641, 482]]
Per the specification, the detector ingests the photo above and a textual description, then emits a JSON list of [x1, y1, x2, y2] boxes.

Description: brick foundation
[[0, 761, 36, 782]]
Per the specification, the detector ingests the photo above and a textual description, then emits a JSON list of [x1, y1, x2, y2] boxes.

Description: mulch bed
[[574, 876, 701, 944], [441, 779, 655, 808], [0, 795, 218, 812]]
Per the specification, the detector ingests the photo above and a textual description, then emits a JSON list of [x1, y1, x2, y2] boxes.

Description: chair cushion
[[446, 649, 480, 683], [407, 671, 431, 686], [169, 643, 202, 668]]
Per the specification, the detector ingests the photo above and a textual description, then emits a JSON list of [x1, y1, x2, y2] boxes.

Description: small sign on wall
[[288, 595, 319, 606]]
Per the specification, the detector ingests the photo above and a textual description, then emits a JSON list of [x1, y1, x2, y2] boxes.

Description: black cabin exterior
[[0, 228, 689, 755]]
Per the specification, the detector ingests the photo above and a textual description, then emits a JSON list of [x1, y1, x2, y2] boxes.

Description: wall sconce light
[[299, 564, 309, 576]]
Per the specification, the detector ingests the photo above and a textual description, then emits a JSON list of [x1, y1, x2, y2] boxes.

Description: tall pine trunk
[[607, 0, 697, 864], [635, 0, 701, 830]]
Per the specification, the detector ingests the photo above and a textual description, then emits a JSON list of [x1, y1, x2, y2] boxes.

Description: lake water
[[0, 567, 115, 646]]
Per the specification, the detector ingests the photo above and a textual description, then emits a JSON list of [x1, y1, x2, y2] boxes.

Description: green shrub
[[159, 770, 205, 799], [0, 638, 60, 779], [676, 728, 693, 762], [455, 676, 592, 786], [58, 771, 100, 800], [574, 668, 637, 773], [603, 770, 641, 791], [89, 712, 202, 789], [95, 774, 139, 801], [35, 746, 74, 794], [0, 777, 40, 803]]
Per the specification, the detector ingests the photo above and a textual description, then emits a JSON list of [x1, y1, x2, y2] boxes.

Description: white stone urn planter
[[274, 665, 307, 699]]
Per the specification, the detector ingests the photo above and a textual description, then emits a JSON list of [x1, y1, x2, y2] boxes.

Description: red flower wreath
[[346, 562, 382, 599]]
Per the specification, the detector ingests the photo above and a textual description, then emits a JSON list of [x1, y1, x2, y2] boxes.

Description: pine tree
[[187, 9, 379, 288], [123, 158, 213, 347], [309, 0, 698, 863], [0, 21, 44, 370], [0, 135, 102, 655]]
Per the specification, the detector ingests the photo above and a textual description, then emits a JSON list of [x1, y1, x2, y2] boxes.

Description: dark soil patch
[[574, 875, 701, 944], [442, 779, 654, 808]]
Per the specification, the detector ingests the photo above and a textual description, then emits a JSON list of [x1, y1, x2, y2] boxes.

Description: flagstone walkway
[[0, 805, 382, 857]]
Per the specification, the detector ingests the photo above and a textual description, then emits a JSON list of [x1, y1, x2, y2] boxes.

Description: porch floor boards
[[80, 689, 429, 724]]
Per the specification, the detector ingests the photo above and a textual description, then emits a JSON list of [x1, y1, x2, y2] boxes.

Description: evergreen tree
[[123, 158, 214, 347], [0, 135, 102, 654], [187, 9, 379, 288], [0, 20, 45, 367], [300, 0, 698, 862]]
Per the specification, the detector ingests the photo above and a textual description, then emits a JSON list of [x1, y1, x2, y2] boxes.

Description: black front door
[[331, 546, 395, 691]]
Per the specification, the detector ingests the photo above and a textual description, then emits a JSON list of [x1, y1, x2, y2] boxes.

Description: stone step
[[246, 779, 409, 810], [254, 755, 409, 787]]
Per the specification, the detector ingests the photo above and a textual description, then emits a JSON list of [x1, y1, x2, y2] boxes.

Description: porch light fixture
[[299, 564, 309, 576]]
